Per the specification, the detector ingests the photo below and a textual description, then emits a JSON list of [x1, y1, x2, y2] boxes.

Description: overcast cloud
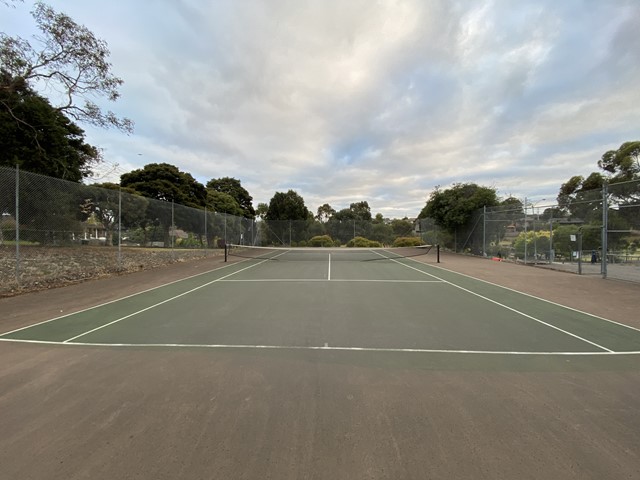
[[4, 0, 639, 217]]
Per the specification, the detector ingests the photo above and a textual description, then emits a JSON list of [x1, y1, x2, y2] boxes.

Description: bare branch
[[0, 2, 133, 133]]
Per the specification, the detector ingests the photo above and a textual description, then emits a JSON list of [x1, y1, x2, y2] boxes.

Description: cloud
[[24, 0, 640, 217]]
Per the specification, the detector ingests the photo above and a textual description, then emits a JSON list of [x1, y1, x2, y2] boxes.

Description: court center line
[[372, 251, 613, 353], [2, 337, 639, 355], [0, 256, 246, 338], [62, 254, 285, 343]]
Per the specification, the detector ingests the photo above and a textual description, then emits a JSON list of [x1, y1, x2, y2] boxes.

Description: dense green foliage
[[419, 183, 499, 232], [308, 235, 334, 247], [393, 236, 423, 247], [121, 163, 206, 208], [265, 190, 310, 221], [346, 236, 381, 248], [206, 177, 255, 218], [0, 81, 100, 181]]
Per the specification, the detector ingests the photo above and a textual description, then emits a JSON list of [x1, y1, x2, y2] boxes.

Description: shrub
[[393, 236, 423, 247], [309, 235, 334, 247], [346, 236, 382, 248]]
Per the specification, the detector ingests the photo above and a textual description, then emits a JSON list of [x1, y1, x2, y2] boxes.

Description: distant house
[[81, 218, 107, 244]]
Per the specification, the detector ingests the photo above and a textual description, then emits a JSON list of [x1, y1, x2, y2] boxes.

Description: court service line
[[373, 251, 614, 353], [0, 257, 248, 338], [412, 259, 640, 335], [2, 337, 639, 355], [62, 254, 286, 343], [220, 279, 443, 283]]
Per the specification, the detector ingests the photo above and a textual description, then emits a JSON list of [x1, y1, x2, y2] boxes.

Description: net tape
[[225, 244, 434, 262]]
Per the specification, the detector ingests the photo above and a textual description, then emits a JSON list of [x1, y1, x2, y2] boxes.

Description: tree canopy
[[206, 190, 244, 217], [315, 203, 336, 223], [265, 190, 310, 221], [120, 163, 206, 208], [206, 177, 255, 218], [0, 82, 100, 180], [0, 2, 132, 132], [418, 183, 499, 232], [598, 141, 640, 182]]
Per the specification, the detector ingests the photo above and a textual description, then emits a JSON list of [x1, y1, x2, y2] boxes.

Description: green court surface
[[3, 249, 640, 356]]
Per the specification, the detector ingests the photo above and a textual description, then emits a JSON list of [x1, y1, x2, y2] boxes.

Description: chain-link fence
[[254, 216, 422, 248], [416, 179, 640, 283], [3, 166, 638, 293], [0, 166, 256, 294]]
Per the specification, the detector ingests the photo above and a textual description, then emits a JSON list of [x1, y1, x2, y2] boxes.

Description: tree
[[419, 183, 499, 232], [598, 141, 640, 182], [390, 218, 414, 238], [264, 190, 310, 245], [78, 182, 148, 246], [206, 190, 243, 216], [1, 2, 132, 132], [0, 82, 100, 180], [121, 163, 206, 246], [315, 203, 335, 223], [500, 196, 523, 212], [206, 177, 255, 218], [121, 163, 206, 208], [256, 202, 268, 219], [326, 202, 373, 244], [349, 201, 372, 221], [557, 172, 604, 221], [265, 190, 309, 221]]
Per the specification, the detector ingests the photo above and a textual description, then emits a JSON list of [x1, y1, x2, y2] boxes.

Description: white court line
[[0, 257, 248, 338], [62, 253, 287, 343], [413, 259, 640, 334], [220, 279, 443, 283], [372, 251, 614, 353], [1, 337, 638, 355]]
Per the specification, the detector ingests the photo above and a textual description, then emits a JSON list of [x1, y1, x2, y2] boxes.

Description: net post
[[224, 243, 228, 262], [436, 244, 440, 263]]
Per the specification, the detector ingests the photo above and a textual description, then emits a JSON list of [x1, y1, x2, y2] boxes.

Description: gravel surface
[[0, 246, 222, 297]]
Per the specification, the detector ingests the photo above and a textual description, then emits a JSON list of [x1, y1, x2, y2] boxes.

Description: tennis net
[[224, 244, 437, 262]]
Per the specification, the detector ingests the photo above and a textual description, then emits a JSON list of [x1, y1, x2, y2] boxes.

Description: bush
[[393, 236, 423, 247], [346, 236, 382, 248], [309, 235, 334, 247]]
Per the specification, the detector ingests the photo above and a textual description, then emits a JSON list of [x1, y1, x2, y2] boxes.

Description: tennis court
[[1, 248, 640, 479], [2, 246, 639, 353]]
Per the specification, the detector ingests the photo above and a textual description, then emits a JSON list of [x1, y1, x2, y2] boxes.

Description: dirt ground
[[1, 252, 639, 479]]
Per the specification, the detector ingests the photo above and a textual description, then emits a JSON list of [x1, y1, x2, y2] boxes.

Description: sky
[[3, 0, 639, 218]]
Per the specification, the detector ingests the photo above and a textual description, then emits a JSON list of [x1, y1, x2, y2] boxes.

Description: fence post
[[118, 186, 122, 268], [602, 183, 608, 279], [523, 197, 528, 264], [204, 206, 207, 255], [577, 229, 583, 275], [15, 165, 20, 285], [171, 200, 175, 259], [482, 205, 486, 256]]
